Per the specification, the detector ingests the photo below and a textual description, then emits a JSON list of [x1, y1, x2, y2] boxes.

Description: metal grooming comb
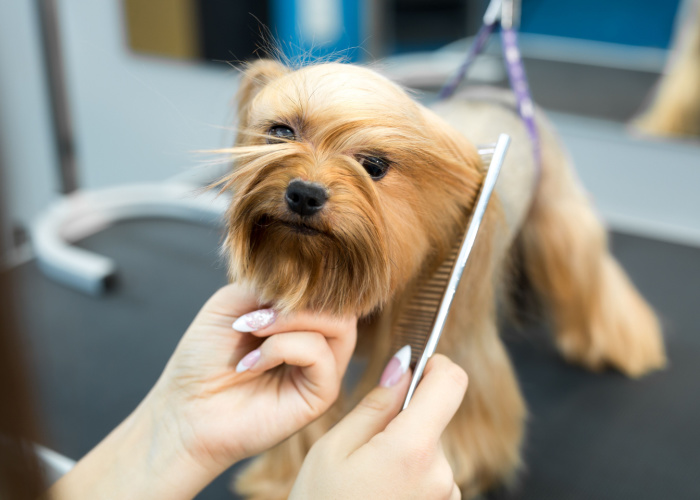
[[393, 133, 511, 410]]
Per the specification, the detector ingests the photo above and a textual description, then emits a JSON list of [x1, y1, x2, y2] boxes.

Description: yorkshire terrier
[[220, 59, 666, 499]]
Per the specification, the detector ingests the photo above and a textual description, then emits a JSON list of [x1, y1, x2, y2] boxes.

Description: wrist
[[50, 390, 225, 500], [130, 389, 227, 497]]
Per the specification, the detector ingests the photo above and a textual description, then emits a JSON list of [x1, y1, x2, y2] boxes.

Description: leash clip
[[440, 0, 539, 168], [483, 0, 520, 30]]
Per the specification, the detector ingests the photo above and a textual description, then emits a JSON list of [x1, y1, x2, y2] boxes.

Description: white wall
[[1, 0, 241, 241], [56, 0, 239, 189], [0, 0, 59, 250], [551, 113, 700, 247]]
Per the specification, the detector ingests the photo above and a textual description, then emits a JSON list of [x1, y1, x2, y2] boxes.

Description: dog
[[220, 58, 667, 499]]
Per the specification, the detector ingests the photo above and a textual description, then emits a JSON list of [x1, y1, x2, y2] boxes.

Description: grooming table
[[14, 219, 700, 499]]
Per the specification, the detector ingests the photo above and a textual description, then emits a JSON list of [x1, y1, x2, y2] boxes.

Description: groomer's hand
[[290, 352, 468, 500], [151, 282, 357, 470], [50, 283, 357, 500]]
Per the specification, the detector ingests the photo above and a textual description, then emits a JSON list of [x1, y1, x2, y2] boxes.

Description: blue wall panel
[[519, 0, 682, 48], [271, 0, 364, 63]]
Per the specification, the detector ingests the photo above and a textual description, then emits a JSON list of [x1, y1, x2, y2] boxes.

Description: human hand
[[148, 283, 356, 468], [50, 284, 356, 500], [290, 349, 468, 500]]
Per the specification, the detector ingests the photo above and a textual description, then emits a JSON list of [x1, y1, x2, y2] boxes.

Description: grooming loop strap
[[438, 0, 541, 166]]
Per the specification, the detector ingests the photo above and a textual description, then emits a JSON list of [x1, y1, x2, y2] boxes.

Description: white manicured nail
[[380, 345, 411, 387], [236, 349, 261, 373], [232, 309, 277, 332]]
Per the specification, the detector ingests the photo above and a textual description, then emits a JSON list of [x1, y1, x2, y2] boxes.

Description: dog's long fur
[[222, 59, 667, 499]]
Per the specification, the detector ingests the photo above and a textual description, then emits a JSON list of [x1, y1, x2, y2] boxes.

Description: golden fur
[[219, 59, 666, 498], [634, 0, 700, 137]]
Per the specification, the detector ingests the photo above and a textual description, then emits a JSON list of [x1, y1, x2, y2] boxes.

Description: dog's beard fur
[[224, 146, 390, 315], [219, 62, 484, 316]]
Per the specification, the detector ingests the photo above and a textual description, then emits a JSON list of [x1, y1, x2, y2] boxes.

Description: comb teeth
[[391, 242, 462, 365]]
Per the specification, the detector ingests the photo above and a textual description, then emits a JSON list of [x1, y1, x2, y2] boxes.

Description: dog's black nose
[[285, 180, 327, 217]]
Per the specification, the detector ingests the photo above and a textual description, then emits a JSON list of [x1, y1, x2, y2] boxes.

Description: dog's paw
[[555, 299, 666, 378], [549, 253, 667, 378]]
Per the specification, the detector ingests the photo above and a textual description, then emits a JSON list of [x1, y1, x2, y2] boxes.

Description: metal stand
[[31, 183, 228, 295]]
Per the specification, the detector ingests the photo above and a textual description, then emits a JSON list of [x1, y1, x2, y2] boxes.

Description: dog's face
[[223, 60, 483, 316]]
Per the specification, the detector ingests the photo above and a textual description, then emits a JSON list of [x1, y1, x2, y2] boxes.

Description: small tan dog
[[221, 59, 666, 499]]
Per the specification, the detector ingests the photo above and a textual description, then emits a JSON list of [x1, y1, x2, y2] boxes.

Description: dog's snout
[[285, 180, 327, 217]]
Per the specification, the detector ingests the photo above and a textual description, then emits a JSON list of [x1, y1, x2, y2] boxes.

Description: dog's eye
[[360, 156, 390, 180], [267, 125, 296, 143]]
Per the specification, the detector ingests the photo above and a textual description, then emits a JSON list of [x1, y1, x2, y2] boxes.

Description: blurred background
[[1, 1, 698, 499]]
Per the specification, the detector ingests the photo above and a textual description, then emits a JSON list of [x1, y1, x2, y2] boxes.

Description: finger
[[238, 332, 338, 398], [199, 283, 261, 321], [388, 354, 468, 444], [242, 311, 358, 376], [248, 310, 355, 339], [324, 372, 411, 455], [320, 371, 411, 455], [449, 483, 461, 500]]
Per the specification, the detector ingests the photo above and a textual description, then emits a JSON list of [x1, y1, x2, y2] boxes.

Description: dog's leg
[[436, 207, 527, 497], [441, 315, 526, 497], [519, 130, 666, 377]]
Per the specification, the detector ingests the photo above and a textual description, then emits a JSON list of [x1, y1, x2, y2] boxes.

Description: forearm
[[47, 394, 222, 500]]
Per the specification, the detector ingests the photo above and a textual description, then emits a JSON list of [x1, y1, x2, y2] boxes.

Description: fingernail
[[236, 349, 261, 373], [232, 309, 277, 332], [380, 345, 411, 388]]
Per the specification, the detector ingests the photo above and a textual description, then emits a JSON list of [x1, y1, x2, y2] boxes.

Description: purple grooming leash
[[439, 0, 541, 166]]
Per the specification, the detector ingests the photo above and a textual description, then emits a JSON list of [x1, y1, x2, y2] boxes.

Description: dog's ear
[[236, 59, 289, 131], [421, 107, 483, 175], [411, 107, 485, 260], [419, 107, 483, 201]]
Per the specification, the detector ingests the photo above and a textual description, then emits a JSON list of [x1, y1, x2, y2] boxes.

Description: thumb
[[323, 345, 413, 455], [199, 283, 261, 319]]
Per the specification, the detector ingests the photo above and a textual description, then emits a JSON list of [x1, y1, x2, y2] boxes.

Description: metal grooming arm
[[30, 183, 228, 295]]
